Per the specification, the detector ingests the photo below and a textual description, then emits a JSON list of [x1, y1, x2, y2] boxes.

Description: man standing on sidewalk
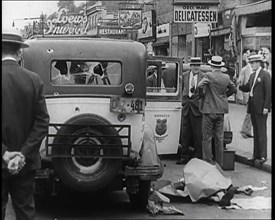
[[239, 54, 271, 164], [177, 57, 205, 164], [237, 57, 254, 138], [198, 56, 236, 167]]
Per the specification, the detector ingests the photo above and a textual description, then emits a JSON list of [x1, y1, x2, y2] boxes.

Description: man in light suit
[[177, 57, 205, 164], [239, 54, 271, 164], [2, 28, 49, 220], [198, 56, 236, 167]]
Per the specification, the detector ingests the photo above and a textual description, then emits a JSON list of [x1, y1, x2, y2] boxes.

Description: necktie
[[249, 71, 257, 97], [189, 74, 195, 97]]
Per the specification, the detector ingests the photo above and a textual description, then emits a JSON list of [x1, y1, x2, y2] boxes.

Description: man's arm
[[226, 80, 237, 97], [20, 79, 50, 158], [239, 74, 253, 93], [263, 71, 271, 111]]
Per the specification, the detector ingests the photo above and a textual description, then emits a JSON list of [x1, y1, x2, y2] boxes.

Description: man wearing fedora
[[177, 57, 205, 164], [239, 54, 271, 164], [146, 65, 158, 87], [198, 56, 236, 167], [2, 28, 49, 220]]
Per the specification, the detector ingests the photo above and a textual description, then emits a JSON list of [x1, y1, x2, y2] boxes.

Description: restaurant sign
[[174, 5, 218, 23], [119, 9, 142, 29], [45, 8, 89, 35], [98, 27, 127, 37]]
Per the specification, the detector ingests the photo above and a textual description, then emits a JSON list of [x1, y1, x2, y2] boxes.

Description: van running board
[[46, 123, 131, 159]]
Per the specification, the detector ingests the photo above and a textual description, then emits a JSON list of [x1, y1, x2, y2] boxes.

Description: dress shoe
[[247, 157, 256, 162], [218, 185, 236, 206], [259, 157, 267, 164], [176, 158, 189, 165]]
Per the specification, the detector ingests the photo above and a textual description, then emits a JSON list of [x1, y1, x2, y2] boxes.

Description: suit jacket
[[181, 70, 205, 116], [198, 70, 236, 114], [2, 60, 50, 170], [239, 68, 271, 114]]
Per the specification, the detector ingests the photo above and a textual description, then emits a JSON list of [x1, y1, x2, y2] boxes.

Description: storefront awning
[[235, 0, 271, 16], [153, 36, 169, 46], [210, 27, 231, 37]]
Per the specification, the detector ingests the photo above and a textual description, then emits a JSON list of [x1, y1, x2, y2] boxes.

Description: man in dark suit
[[239, 54, 271, 164], [177, 57, 205, 164], [2, 28, 50, 220], [198, 56, 236, 168]]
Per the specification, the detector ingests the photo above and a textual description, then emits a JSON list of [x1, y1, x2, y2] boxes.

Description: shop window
[[246, 11, 271, 28]]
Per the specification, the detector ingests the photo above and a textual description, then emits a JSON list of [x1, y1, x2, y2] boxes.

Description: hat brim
[[248, 59, 263, 63], [190, 62, 202, 66], [2, 39, 29, 48], [208, 60, 225, 67]]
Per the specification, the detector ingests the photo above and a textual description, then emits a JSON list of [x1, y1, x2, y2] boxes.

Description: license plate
[[110, 97, 145, 114]]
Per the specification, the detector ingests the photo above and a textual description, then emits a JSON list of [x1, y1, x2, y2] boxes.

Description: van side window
[[146, 62, 178, 95], [50, 60, 122, 86]]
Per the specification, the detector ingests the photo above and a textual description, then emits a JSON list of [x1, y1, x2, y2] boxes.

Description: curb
[[235, 154, 272, 174]]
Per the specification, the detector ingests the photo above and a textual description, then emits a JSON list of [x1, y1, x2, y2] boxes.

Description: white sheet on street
[[183, 158, 232, 202]]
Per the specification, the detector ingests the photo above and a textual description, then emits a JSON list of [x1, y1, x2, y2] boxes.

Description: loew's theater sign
[[45, 8, 89, 35], [174, 5, 218, 23]]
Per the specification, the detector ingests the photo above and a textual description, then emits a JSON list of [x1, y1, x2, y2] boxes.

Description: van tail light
[[125, 83, 134, 94]]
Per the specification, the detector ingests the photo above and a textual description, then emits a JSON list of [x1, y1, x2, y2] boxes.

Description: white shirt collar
[[2, 56, 17, 62]]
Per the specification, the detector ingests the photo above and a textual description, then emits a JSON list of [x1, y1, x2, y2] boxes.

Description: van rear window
[[50, 60, 121, 86]]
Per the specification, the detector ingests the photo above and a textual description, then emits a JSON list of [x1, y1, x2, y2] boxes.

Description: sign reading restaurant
[[174, 5, 218, 23]]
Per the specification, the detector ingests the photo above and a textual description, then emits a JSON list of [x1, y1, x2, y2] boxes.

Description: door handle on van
[[175, 106, 183, 110]]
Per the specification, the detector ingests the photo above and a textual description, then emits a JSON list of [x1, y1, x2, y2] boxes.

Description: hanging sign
[[119, 9, 142, 29], [174, 5, 218, 23]]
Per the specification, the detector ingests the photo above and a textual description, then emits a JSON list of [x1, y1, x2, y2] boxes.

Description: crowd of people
[[176, 53, 271, 168]]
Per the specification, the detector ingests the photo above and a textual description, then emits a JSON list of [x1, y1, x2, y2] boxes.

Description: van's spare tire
[[52, 114, 123, 192]]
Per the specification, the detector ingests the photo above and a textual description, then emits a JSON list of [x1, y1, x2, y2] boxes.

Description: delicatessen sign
[[174, 5, 218, 23]]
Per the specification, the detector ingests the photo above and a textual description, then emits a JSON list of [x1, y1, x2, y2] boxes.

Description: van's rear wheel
[[52, 114, 122, 192], [128, 180, 151, 210]]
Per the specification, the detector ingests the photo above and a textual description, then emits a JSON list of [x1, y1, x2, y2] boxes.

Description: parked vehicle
[[22, 37, 163, 209], [144, 58, 233, 156]]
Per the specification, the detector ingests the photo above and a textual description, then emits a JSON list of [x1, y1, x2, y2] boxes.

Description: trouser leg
[[241, 113, 252, 135], [190, 112, 202, 159], [213, 114, 224, 167], [9, 170, 36, 220], [250, 107, 260, 158], [202, 114, 214, 164], [254, 113, 268, 158], [2, 171, 9, 220], [180, 113, 192, 159]]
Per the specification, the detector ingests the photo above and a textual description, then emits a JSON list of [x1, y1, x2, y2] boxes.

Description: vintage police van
[[22, 37, 163, 209], [145, 58, 233, 157]]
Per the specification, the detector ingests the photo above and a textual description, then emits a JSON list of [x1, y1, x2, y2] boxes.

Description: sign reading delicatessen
[[174, 5, 218, 23]]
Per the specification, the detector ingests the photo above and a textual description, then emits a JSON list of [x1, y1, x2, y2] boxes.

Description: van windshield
[[51, 60, 122, 86]]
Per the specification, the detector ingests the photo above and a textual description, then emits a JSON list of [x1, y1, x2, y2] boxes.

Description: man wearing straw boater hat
[[197, 55, 236, 168], [177, 57, 205, 164], [2, 27, 49, 220], [239, 54, 271, 164]]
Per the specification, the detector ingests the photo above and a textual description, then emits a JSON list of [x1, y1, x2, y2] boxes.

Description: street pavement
[[227, 102, 272, 173], [4, 160, 271, 219], [4, 102, 272, 219]]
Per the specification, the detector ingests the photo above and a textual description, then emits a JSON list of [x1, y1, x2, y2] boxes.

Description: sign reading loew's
[[174, 5, 218, 23]]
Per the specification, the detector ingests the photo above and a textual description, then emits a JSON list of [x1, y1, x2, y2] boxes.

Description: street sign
[[174, 5, 218, 23], [194, 22, 211, 38]]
